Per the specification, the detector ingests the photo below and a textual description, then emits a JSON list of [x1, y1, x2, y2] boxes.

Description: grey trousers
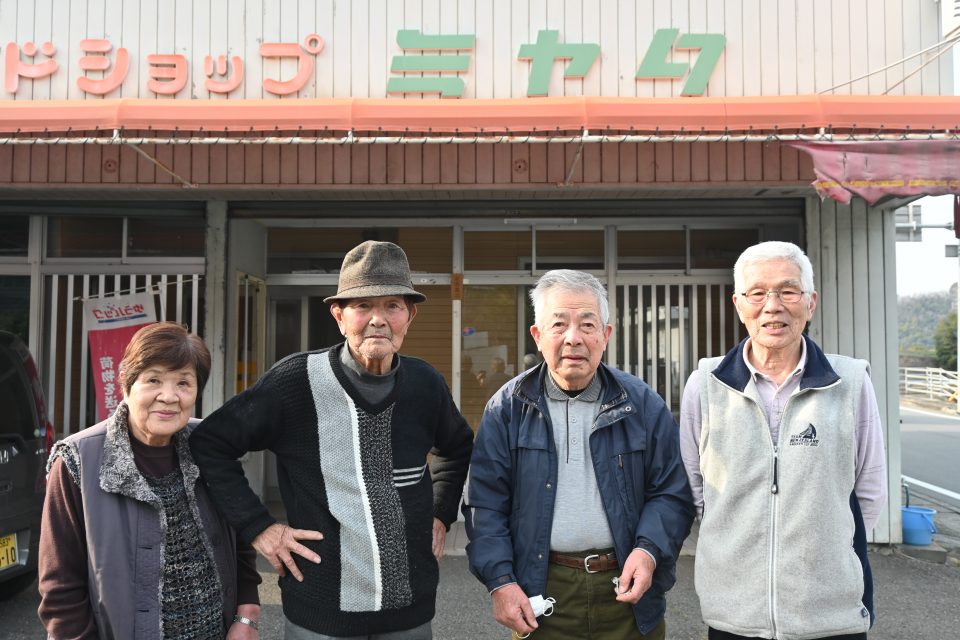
[[284, 618, 432, 640]]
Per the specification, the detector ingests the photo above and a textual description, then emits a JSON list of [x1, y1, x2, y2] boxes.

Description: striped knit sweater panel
[[308, 353, 413, 612]]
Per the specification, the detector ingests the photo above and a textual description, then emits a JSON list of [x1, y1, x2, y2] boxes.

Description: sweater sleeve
[[235, 535, 262, 605], [38, 456, 99, 640], [678, 370, 705, 519], [429, 377, 475, 527], [189, 371, 286, 545], [854, 373, 887, 532]]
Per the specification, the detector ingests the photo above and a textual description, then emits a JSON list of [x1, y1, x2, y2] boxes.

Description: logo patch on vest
[[789, 423, 820, 447]]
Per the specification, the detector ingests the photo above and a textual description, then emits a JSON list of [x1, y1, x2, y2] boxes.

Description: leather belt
[[548, 550, 618, 574]]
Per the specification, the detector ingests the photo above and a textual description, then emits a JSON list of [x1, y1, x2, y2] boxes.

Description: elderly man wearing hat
[[191, 241, 474, 640]]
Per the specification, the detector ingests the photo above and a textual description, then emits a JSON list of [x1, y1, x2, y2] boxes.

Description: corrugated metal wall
[[806, 197, 900, 543], [0, 0, 949, 102]]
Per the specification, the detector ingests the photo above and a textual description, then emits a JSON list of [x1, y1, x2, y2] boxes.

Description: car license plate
[[0, 533, 17, 570]]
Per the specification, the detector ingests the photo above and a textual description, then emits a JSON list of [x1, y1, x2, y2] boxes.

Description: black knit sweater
[[190, 344, 474, 636]]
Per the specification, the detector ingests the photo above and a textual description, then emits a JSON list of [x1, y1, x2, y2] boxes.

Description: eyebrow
[[747, 279, 802, 289], [549, 310, 600, 321], [143, 368, 196, 378]]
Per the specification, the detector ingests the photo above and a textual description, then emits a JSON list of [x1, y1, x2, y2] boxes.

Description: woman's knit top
[[145, 470, 223, 640]]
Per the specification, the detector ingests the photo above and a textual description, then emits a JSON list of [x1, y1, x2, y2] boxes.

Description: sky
[[896, 195, 959, 297], [894, 45, 959, 298]]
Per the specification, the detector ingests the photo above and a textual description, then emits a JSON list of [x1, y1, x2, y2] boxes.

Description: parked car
[[0, 330, 54, 599]]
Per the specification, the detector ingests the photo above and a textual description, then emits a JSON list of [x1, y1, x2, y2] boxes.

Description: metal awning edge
[[0, 95, 958, 136]]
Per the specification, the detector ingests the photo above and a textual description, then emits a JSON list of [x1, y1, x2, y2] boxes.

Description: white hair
[[733, 241, 815, 295], [530, 270, 609, 326]]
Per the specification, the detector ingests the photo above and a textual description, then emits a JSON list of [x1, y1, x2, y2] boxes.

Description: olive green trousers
[[510, 560, 667, 640]]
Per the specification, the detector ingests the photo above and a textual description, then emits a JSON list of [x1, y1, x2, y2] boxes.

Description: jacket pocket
[[612, 449, 645, 516], [511, 441, 549, 520]]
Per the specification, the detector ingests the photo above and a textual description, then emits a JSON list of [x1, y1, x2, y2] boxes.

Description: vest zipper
[[771, 449, 779, 494], [769, 445, 779, 638]]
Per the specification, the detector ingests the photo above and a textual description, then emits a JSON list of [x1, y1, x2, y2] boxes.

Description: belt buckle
[[583, 553, 600, 573]]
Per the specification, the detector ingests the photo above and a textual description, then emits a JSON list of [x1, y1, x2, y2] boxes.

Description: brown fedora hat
[[323, 241, 427, 304]]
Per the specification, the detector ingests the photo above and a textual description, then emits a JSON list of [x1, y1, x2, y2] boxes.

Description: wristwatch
[[233, 615, 259, 631]]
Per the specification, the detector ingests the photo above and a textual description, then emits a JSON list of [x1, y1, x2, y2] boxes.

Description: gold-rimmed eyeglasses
[[739, 288, 805, 305]]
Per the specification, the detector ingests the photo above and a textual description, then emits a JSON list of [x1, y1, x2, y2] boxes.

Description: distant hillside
[[899, 290, 954, 359]]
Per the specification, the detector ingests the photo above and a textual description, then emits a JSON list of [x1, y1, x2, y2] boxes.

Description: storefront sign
[[4, 28, 724, 99], [83, 292, 157, 421]]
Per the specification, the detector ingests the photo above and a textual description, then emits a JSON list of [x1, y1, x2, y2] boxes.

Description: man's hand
[[432, 518, 446, 560], [252, 523, 324, 581], [492, 583, 538, 636], [614, 548, 655, 604]]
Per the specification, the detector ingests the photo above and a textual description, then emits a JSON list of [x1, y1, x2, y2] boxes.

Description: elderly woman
[[38, 322, 261, 640]]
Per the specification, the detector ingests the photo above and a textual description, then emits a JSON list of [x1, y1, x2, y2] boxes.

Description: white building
[[2, 0, 959, 543]]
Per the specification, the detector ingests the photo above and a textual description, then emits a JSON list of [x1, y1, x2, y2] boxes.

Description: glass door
[[268, 287, 340, 365], [460, 284, 538, 431]]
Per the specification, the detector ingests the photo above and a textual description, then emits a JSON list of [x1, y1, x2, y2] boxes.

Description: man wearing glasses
[[679, 241, 887, 640]]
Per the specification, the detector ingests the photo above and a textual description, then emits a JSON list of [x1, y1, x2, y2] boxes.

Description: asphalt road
[[5, 551, 959, 639], [900, 407, 960, 506]]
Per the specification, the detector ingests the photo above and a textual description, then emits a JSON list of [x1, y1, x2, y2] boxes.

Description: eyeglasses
[[739, 288, 805, 305]]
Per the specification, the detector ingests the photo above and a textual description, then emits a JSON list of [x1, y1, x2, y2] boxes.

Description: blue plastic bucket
[[901, 506, 937, 545]]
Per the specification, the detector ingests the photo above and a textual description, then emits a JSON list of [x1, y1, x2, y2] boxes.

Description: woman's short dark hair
[[118, 322, 211, 394]]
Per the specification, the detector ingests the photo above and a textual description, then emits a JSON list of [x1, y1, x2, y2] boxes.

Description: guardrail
[[902, 475, 960, 505], [899, 367, 959, 401]]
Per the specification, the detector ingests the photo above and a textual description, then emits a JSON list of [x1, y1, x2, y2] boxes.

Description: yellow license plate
[[0, 533, 17, 570]]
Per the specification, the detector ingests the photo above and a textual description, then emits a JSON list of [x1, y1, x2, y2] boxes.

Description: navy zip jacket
[[463, 362, 695, 635]]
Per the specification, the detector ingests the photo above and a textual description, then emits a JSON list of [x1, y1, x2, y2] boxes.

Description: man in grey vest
[[464, 269, 695, 639], [680, 241, 887, 640]]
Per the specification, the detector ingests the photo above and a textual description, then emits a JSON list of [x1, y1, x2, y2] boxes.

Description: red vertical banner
[[83, 292, 157, 421]]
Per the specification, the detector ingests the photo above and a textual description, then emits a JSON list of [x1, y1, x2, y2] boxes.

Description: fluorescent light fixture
[[503, 218, 578, 225]]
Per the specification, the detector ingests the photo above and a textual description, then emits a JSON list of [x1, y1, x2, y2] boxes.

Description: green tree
[[899, 291, 954, 361], [934, 311, 957, 371]]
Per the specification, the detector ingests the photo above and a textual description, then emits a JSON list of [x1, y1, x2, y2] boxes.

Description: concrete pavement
[[6, 545, 958, 639], [255, 538, 960, 640]]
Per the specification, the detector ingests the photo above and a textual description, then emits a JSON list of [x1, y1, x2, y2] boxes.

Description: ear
[[330, 304, 347, 336], [732, 294, 747, 324], [530, 323, 542, 349], [806, 290, 818, 320], [407, 303, 418, 324]]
